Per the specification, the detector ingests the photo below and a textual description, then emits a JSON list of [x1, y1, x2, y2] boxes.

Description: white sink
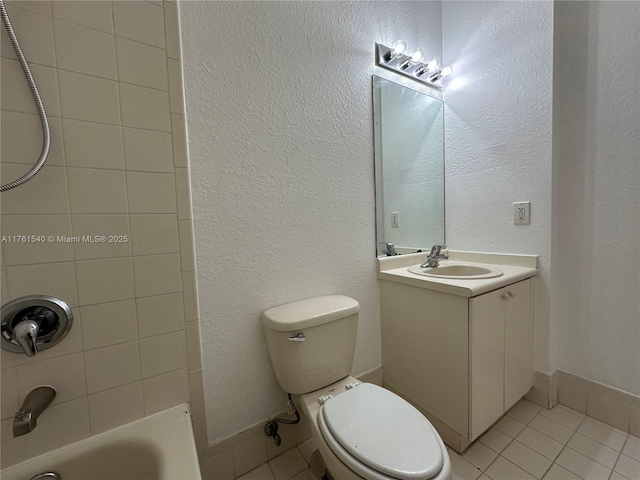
[[407, 262, 503, 279]]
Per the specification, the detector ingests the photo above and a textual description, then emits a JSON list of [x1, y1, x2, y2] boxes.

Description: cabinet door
[[504, 279, 534, 410], [469, 288, 505, 441]]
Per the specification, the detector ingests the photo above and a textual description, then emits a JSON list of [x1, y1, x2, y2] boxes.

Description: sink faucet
[[420, 245, 448, 268], [13, 386, 56, 437]]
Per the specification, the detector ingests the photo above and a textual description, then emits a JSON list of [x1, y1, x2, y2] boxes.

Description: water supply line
[[0, 0, 51, 192]]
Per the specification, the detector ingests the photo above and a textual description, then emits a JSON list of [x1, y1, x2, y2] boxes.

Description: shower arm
[[0, 0, 51, 192]]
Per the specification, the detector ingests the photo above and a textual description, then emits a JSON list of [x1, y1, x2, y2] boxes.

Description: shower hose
[[0, 0, 51, 192]]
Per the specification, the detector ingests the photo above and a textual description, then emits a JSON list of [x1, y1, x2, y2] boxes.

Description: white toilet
[[263, 295, 451, 480]]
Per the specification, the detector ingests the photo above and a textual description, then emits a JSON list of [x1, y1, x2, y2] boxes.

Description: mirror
[[373, 75, 445, 256]]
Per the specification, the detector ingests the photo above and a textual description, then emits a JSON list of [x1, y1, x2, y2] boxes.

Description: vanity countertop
[[377, 250, 538, 298]]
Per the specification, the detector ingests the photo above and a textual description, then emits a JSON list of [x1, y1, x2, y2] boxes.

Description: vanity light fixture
[[376, 41, 453, 90]]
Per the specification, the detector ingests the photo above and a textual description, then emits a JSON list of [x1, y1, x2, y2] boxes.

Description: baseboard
[[557, 370, 640, 435]]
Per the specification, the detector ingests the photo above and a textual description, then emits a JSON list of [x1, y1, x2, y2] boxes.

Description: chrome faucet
[[420, 245, 448, 268], [13, 386, 56, 437]]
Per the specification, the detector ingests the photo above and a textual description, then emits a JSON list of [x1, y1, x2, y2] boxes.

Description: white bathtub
[[1, 404, 202, 480]]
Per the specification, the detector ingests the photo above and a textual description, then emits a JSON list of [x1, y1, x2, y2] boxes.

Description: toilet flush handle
[[288, 333, 305, 342]]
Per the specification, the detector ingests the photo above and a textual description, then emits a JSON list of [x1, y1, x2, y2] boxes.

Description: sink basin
[[407, 262, 503, 279]]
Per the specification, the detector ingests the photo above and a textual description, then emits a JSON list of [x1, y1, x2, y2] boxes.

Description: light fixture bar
[[375, 43, 452, 90]]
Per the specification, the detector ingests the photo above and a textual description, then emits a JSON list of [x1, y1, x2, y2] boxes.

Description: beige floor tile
[[539, 405, 585, 431], [622, 435, 640, 462], [516, 427, 564, 461], [516, 398, 543, 415], [529, 414, 575, 444], [233, 435, 268, 478], [269, 448, 308, 480], [577, 418, 627, 452], [502, 441, 553, 479], [495, 415, 527, 438], [449, 449, 482, 480], [485, 455, 536, 480], [609, 471, 629, 480], [480, 427, 513, 453], [567, 433, 619, 469], [199, 449, 234, 480], [542, 464, 581, 480], [237, 463, 275, 480], [614, 454, 640, 480], [463, 441, 499, 471], [555, 447, 612, 480], [478, 476, 492, 480], [289, 470, 310, 480], [298, 438, 317, 464], [509, 404, 539, 425]]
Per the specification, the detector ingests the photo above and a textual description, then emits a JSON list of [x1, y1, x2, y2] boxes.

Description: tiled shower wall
[[0, 0, 205, 468]]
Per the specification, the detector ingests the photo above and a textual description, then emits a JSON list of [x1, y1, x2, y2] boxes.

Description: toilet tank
[[262, 295, 360, 394]]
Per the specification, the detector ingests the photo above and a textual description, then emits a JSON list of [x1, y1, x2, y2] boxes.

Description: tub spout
[[13, 386, 56, 437]]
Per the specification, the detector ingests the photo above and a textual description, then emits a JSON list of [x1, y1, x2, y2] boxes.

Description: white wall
[[552, 1, 640, 395], [179, 1, 443, 443], [442, 2, 554, 373]]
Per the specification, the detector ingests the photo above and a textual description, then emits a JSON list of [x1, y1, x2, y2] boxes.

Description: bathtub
[[1, 404, 202, 480]]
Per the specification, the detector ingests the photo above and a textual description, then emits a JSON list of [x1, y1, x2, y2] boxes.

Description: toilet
[[263, 295, 451, 480]]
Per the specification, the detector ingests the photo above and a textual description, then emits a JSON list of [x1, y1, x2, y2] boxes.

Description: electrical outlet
[[513, 202, 530, 225], [391, 212, 400, 228]]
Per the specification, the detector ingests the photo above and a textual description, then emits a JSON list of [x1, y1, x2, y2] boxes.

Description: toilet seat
[[318, 383, 444, 480]]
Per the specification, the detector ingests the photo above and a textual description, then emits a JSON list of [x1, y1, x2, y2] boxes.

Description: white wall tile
[[71, 215, 131, 260], [189, 369, 205, 420], [631, 407, 640, 438], [168, 59, 185, 115], [122, 128, 173, 173], [113, 1, 166, 49], [76, 257, 134, 305], [88, 381, 144, 434], [130, 214, 180, 256], [126, 172, 177, 213], [80, 300, 138, 350], [186, 320, 202, 371], [178, 219, 195, 270], [0, 164, 69, 215], [67, 168, 128, 214], [53, 19, 116, 79], [63, 120, 124, 170], [1, 112, 64, 166], [136, 292, 184, 338], [84, 341, 141, 394], [171, 114, 188, 167], [1, 5, 55, 67], [142, 368, 189, 415], [119, 83, 171, 132], [175, 167, 193, 219], [133, 254, 182, 297], [1, 215, 74, 266], [139, 330, 187, 378], [1, 367, 19, 420], [6, 261, 78, 307], [51, 1, 113, 34], [58, 70, 119, 124], [163, 1, 180, 59], [5, 1, 50, 16], [1, 59, 60, 116], [115, 37, 168, 91], [16, 353, 85, 406], [182, 271, 199, 321]]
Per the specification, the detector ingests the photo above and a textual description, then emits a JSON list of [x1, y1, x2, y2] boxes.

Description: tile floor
[[235, 400, 640, 480]]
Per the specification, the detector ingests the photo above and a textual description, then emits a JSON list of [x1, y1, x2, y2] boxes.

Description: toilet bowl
[[263, 296, 451, 480]]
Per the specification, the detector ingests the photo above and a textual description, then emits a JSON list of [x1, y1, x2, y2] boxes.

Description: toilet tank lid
[[262, 295, 360, 332]]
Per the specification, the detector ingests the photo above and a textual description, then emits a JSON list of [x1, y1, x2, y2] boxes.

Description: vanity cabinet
[[380, 277, 534, 448]]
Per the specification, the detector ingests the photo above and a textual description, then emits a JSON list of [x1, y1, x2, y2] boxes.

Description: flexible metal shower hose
[[0, 0, 51, 192]]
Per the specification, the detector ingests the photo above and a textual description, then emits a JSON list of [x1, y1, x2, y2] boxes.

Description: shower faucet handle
[[13, 317, 39, 357]]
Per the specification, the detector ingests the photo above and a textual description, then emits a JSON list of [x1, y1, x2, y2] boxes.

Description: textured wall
[[179, 1, 442, 443], [552, 2, 640, 395], [442, 1, 554, 373]]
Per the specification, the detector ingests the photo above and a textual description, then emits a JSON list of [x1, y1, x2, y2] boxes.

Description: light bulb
[[391, 40, 406, 56], [441, 66, 453, 78], [410, 49, 424, 63], [427, 58, 440, 72]]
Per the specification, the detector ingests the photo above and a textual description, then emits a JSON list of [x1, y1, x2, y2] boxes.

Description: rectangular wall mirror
[[373, 75, 445, 256]]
